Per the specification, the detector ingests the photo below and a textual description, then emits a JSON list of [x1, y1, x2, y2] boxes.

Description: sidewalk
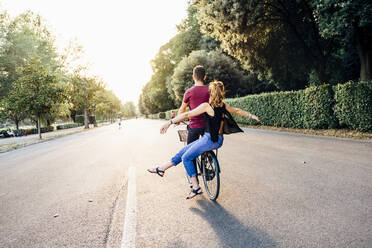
[[0, 123, 111, 152]]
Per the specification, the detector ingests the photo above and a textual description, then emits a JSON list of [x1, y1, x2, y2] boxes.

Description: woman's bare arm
[[160, 103, 212, 134], [225, 103, 260, 122]]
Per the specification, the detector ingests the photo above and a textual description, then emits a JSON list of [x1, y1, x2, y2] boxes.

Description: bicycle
[[177, 122, 221, 201]]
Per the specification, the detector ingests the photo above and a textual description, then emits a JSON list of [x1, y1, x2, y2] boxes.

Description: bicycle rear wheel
[[201, 151, 220, 201]]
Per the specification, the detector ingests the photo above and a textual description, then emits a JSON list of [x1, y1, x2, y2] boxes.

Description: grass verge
[[240, 124, 372, 140], [0, 128, 87, 153]]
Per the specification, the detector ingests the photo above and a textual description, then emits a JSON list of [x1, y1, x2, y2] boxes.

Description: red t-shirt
[[183, 85, 210, 128]]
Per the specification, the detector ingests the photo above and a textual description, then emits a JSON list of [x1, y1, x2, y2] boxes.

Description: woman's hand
[[251, 115, 260, 123], [160, 121, 171, 134]]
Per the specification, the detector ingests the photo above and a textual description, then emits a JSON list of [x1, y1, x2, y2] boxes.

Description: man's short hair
[[193, 65, 206, 81]]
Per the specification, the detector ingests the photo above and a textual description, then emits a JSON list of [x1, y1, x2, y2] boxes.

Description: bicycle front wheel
[[201, 151, 220, 201]]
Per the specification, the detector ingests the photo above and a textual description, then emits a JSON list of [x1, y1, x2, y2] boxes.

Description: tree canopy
[[0, 10, 125, 132], [195, 0, 370, 86]]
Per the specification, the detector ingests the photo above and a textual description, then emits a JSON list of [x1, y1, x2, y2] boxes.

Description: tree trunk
[[70, 109, 77, 122], [357, 43, 372, 81], [355, 22, 372, 81], [38, 115, 42, 140], [315, 62, 326, 85], [15, 119, 19, 130], [84, 106, 89, 129]]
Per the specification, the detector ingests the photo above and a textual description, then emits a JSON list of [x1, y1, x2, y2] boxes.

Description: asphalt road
[[0, 119, 371, 248]]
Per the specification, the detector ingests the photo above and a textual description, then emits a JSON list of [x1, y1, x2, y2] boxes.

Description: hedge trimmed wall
[[147, 81, 372, 132], [147, 109, 178, 120], [334, 81, 372, 132], [23, 126, 54, 135], [225, 91, 305, 128], [302, 85, 337, 129], [224, 85, 337, 129], [56, 123, 83, 130], [75, 115, 97, 124]]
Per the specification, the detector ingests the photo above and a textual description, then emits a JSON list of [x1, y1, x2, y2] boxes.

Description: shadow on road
[[190, 200, 277, 248]]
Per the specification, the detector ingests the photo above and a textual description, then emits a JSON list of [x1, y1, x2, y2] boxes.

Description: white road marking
[[121, 166, 136, 248]]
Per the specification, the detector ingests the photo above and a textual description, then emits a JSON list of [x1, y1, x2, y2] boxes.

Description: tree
[[168, 50, 258, 105], [10, 58, 66, 139], [0, 91, 27, 130], [122, 101, 136, 118], [94, 88, 122, 122], [0, 11, 60, 100], [138, 94, 147, 115], [138, 4, 222, 114], [68, 69, 103, 129], [314, 0, 372, 80], [195, 0, 337, 88]]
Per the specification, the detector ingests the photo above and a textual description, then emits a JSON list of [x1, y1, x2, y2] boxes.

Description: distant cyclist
[[148, 81, 260, 199], [118, 118, 122, 129]]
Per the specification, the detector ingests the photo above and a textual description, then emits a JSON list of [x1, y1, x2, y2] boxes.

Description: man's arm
[[178, 101, 189, 115]]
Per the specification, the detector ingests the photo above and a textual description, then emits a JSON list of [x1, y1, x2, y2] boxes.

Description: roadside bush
[[303, 85, 338, 129], [151, 81, 371, 132], [96, 120, 109, 124], [225, 90, 305, 128], [75, 115, 84, 124], [56, 123, 82, 130], [23, 126, 54, 134], [334, 81, 372, 131], [158, 112, 166, 119], [89, 115, 96, 124], [165, 109, 178, 120]]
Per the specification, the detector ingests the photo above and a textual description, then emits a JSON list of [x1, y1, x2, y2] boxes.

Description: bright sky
[[1, 0, 188, 105]]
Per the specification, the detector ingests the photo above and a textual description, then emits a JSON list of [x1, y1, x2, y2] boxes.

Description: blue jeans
[[171, 132, 223, 177]]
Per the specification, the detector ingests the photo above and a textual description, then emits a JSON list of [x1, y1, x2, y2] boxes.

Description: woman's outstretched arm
[[160, 102, 211, 134], [225, 103, 260, 122]]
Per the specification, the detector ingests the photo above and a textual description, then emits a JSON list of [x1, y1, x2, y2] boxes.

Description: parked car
[[0, 130, 14, 138]]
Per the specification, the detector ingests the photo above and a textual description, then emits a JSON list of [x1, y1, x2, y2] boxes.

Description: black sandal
[[186, 187, 202, 200], [147, 167, 165, 177]]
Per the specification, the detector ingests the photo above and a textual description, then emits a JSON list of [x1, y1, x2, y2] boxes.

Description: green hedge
[[56, 123, 83, 130], [226, 85, 337, 129], [165, 109, 178, 120], [146, 109, 178, 120], [225, 91, 303, 128], [334, 81, 372, 132], [96, 120, 109, 124], [23, 126, 54, 135], [75, 115, 84, 124], [75, 115, 96, 124], [303, 85, 338, 129], [89, 115, 96, 124], [159, 112, 166, 119], [146, 81, 371, 132]]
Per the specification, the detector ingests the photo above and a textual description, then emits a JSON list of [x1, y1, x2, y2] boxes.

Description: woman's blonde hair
[[209, 80, 225, 107]]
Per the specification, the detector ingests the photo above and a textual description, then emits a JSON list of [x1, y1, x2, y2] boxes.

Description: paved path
[[0, 119, 371, 248]]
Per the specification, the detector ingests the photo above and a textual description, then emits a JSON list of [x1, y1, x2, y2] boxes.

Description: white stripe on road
[[121, 166, 136, 248]]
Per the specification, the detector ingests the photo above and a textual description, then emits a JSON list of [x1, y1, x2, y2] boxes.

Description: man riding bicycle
[[178, 65, 209, 174]]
